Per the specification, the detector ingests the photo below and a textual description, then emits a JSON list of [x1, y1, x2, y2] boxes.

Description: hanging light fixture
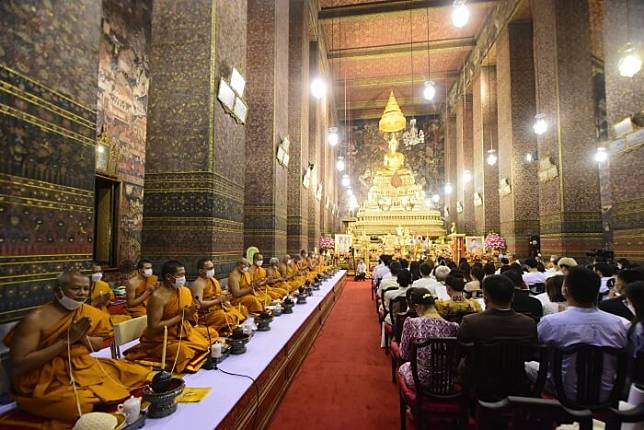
[[486, 149, 497, 166], [618, 43, 642, 78], [402, 6, 424, 147], [423, 80, 436, 101], [451, 0, 470, 28], [533, 113, 548, 135], [311, 77, 327, 99], [526, 152, 535, 163], [423, 7, 436, 102], [432, 193, 440, 203], [444, 182, 453, 195], [341, 174, 350, 188], [336, 156, 345, 172], [463, 170, 472, 183], [327, 127, 339, 147], [594, 147, 608, 163]]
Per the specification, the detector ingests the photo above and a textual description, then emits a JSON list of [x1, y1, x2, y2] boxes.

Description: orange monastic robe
[[288, 265, 306, 291], [252, 266, 288, 300], [90, 280, 131, 325], [127, 275, 158, 317], [3, 305, 151, 427], [200, 278, 246, 333], [268, 266, 291, 295], [125, 287, 217, 373], [230, 272, 265, 313]]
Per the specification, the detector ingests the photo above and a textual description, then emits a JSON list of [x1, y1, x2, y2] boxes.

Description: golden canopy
[[378, 91, 406, 133]]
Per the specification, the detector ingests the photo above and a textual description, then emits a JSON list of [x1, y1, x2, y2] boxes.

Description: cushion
[[397, 372, 464, 414]]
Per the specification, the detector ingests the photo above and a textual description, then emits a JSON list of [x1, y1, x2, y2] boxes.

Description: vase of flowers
[[484, 232, 506, 253]]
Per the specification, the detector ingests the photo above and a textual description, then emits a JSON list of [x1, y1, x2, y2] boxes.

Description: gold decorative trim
[[208, 1, 217, 172], [0, 194, 93, 212], [0, 174, 93, 197], [0, 103, 95, 147]]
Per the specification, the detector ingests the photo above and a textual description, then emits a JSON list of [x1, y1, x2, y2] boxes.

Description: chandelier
[[402, 118, 425, 147]]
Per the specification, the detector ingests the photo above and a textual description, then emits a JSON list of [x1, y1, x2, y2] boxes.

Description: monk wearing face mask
[[126, 259, 158, 317], [250, 253, 288, 301], [190, 258, 245, 333], [124, 260, 217, 373], [88, 262, 130, 324], [4, 270, 151, 427], [228, 259, 264, 313]]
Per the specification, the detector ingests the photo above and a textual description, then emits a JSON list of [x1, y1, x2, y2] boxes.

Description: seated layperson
[[398, 288, 458, 387], [542, 275, 567, 315], [522, 258, 547, 287], [4, 270, 151, 425], [502, 270, 543, 322], [355, 258, 367, 281], [537, 266, 628, 401], [378, 261, 402, 296], [126, 259, 158, 317], [458, 275, 537, 344], [89, 262, 130, 324], [594, 262, 616, 298], [125, 260, 217, 373], [228, 259, 264, 313], [190, 258, 245, 333], [251, 253, 288, 300], [411, 262, 441, 298], [383, 269, 413, 316], [435, 273, 482, 321]]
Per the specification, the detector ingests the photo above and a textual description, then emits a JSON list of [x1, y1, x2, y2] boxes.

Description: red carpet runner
[[267, 279, 399, 430]]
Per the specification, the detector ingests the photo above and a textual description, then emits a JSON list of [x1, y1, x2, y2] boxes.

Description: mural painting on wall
[[97, 0, 151, 265], [347, 116, 444, 204]]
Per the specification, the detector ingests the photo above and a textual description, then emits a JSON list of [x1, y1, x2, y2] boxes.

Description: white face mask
[[173, 276, 186, 288], [254, 260, 262, 267], [91, 273, 103, 282], [142, 268, 153, 278], [205, 269, 215, 278], [57, 292, 84, 311], [288, 260, 292, 265]]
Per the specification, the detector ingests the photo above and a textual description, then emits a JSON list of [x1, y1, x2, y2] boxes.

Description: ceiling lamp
[[424, 196, 432, 207], [348, 195, 359, 211], [423, 80, 436, 101], [618, 44, 642, 78], [451, 0, 470, 28], [594, 147, 608, 163], [327, 127, 339, 146], [311, 77, 327, 99], [526, 152, 535, 163], [336, 156, 345, 172], [341, 174, 351, 188], [463, 170, 472, 184], [444, 182, 453, 195], [486, 149, 497, 166], [432, 193, 440, 203], [533, 113, 548, 135]]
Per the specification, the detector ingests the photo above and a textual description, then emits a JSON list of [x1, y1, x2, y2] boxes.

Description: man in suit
[[502, 269, 543, 322], [599, 268, 644, 320], [458, 275, 537, 343]]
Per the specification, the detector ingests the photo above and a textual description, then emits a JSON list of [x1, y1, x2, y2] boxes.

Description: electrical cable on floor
[[216, 365, 260, 429]]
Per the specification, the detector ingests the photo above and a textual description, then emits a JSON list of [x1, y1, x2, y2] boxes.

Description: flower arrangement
[[484, 232, 506, 252], [319, 236, 335, 250]]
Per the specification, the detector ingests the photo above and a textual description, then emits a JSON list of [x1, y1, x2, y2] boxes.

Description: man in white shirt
[[378, 261, 401, 296], [412, 262, 441, 298], [593, 262, 616, 297], [355, 258, 367, 281], [432, 265, 451, 300], [522, 258, 546, 286], [373, 255, 391, 290]]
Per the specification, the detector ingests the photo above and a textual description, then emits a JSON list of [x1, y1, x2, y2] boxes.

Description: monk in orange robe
[[125, 260, 217, 373], [190, 258, 246, 334], [4, 270, 151, 428], [126, 259, 158, 317], [229, 259, 264, 313], [251, 253, 288, 300], [291, 256, 308, 288], [278, 255, 300, 292], [89, 263, 130, 325], [267, 257, 291, 294]]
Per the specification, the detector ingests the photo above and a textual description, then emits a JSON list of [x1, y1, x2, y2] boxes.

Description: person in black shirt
[[502, 269, 543, 322]]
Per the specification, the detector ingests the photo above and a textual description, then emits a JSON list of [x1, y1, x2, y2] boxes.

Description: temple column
[[603, 0, 644, 261], [307, 41, 322, 250], [286, 0, 309, 256], [443, 111, 458, 226], [472, 66, 500, 236], [532, 0, 603, 257], [243, 0, 290, 258], [496, 22, 540, 256], [142, 0, 247, 276], [455, 94, 474, 234]]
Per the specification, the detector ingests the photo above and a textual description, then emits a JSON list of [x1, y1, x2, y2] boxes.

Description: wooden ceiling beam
[[328, 37, 474, 60], [319, 0, 496, 20]]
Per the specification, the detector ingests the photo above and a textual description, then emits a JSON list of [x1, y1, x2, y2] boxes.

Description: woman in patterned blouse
[[399, 287, 459, 387]]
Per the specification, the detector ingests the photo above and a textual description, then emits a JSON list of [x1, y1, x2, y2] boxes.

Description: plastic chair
[[398, 337, 468, 429]]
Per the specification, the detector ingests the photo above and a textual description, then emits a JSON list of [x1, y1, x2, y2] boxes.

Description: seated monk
[[125, 260, 217, 373], [4, 270, 151, 426], [251, 253, 288, 301], [267, 257, 290, 294], [279, 255, 301, 293], [89, 262, 130, 325], [126, 259, 158, 317], [190, 258, 245, 334], [291, 256, 308, 288], [228, 259, 264, 313]]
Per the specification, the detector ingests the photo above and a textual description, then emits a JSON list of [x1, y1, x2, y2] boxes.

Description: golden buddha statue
[[379, 92, 407, 173]]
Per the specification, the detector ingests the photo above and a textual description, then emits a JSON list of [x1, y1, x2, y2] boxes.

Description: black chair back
[[411, 337, 463, 400], [551, 343, 627, 410], [529, 282, 545, 295], [470, 337, 547, 402], [389, 295, 408, 333], [633, 349, 644, 388], [444, 310, 478, 324]]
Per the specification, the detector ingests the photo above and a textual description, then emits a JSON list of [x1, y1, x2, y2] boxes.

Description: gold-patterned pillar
[[496, 22, 540, 256], [532, 0, 603, 257], [455, 94, 474, 234], [443, 111, 458, 226]]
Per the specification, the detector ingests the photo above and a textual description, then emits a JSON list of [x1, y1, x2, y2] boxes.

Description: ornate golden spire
[[378, 91, 406, 133]]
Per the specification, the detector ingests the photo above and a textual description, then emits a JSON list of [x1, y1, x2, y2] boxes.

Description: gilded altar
[[346, 92, 447, 263]]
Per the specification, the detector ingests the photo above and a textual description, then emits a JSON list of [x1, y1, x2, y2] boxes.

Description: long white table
[[0, 270, 347, 429]]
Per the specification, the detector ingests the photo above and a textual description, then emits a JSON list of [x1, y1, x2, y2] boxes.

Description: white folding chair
[[111, 316, 147, 359]]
